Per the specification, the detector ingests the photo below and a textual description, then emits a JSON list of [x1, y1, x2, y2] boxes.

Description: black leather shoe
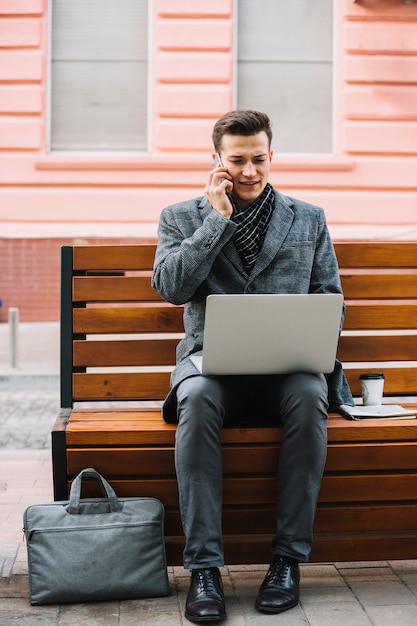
[[255, 556, 300, 613], [185, 567, 227, 623]]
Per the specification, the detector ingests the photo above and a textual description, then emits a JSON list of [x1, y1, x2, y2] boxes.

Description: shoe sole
[[255, 599, 299, 614], [185, 612, 227, 623]]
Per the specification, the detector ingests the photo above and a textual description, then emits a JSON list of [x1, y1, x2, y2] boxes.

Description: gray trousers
[[175, 373, 329, 570]]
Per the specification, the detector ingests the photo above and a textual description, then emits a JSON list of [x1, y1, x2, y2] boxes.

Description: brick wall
[[0, 237, 155, 322]]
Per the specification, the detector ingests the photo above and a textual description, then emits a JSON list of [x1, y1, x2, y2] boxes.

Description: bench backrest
[[60, 242, 417, 408]]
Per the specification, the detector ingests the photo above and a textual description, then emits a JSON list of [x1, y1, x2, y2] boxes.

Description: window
[[237, 0, 333, 154], [49, 0, 148, 152]]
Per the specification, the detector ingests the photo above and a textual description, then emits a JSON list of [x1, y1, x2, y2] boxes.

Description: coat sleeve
[[311, 211, 355, 408], [151, 200, 236, 305], [310, 210, 343, 296]]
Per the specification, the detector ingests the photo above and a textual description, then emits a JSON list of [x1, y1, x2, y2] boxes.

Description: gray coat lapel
[[220, 239, 247, 277]]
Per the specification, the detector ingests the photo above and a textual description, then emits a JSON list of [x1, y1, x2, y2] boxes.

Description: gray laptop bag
[[23, 468, 169, 605]]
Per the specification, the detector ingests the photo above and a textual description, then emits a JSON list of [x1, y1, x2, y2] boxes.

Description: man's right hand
[[204, 165, 234, 219]]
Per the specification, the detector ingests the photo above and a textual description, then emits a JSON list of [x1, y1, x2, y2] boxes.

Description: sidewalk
[[1, 323, 417, 624], [0, 320, 60, 383]]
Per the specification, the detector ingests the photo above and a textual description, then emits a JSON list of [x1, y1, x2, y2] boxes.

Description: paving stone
[[406, 583, 417, 600], [58, 602, 120, 625], [349, 579, 417, 606], [301, 585, 357, 604], [120, 595, 183, 626], [338, 566, 398, 581], [0, 573, 29, 598], [0, 598, 59, 625], [301, 563, 346, 587], [365, 604, 417, 626], [303, 601, 373, 626]]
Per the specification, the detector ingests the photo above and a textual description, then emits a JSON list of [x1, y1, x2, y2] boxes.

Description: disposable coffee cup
[[360, 373, 384, 406]]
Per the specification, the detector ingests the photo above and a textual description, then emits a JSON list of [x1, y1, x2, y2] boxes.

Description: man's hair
[[212, 110, 273, 152]]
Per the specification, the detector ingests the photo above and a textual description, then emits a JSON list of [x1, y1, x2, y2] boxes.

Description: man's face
[[218, 131, 273, 210]]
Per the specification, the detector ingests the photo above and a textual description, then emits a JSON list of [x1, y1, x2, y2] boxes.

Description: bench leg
[[51, 409, 70, 500]]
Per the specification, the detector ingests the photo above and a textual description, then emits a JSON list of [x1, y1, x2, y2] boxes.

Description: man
[[152, 110, 353, 623]]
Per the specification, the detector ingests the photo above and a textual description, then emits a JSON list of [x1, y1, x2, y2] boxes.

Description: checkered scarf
[[230, 183, 275, 275]]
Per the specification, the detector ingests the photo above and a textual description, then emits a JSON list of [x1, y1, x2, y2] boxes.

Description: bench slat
[[164, 533, 417, 565], [73, 305, 184, 334], [165, 533, 417, 566], [164, 504, 417, 536], [344, 302, 417, 330], [64, 408, 417, 446], [72, 301, 416, 333], [75, 474, 417, 505], [165, 504, 417, 535], [73, 276, 161, 303], [345, 368, 417, 395], [73, 274, 417, 302], [72, 372, 171, 400], [315, 503, 417, 532], [334, 242, 417, 268], [66, 441, 417, 477], [73, 244, 156, 271], [338, 335, 417, 362], [341, 273, 417, 299], [73, 334, 417, 368], [72, 242, 417, 271], [71, 368, 417, 399], [67, 492, 417, 535], [73, 338, 177, 367]]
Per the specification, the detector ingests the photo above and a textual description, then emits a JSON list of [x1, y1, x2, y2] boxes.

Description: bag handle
[[68, 468, 122, 514]]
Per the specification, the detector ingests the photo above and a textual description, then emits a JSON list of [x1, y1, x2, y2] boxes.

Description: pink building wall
[[0, 0, 416, 321]]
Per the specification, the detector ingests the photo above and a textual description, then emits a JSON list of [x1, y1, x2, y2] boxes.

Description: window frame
[[232, 0, 338, 156], [46, 0, 153, 155]]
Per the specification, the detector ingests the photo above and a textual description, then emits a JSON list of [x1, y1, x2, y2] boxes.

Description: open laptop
[[190, 293, 343, 376]]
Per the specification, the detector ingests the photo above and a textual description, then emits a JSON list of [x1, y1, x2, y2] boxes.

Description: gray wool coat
[[151, 189, 354, 423]]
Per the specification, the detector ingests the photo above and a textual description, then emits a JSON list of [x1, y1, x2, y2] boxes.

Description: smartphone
[[213, 151, 230, 193], [213, 152, 224, 169]]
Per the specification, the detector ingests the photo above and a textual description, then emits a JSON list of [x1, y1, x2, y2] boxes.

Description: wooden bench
[[52, 241, 417, 564]]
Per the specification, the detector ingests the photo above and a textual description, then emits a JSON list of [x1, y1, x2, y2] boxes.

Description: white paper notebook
[[190, 293, 344, 376], [339, 404, 416, 420]]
